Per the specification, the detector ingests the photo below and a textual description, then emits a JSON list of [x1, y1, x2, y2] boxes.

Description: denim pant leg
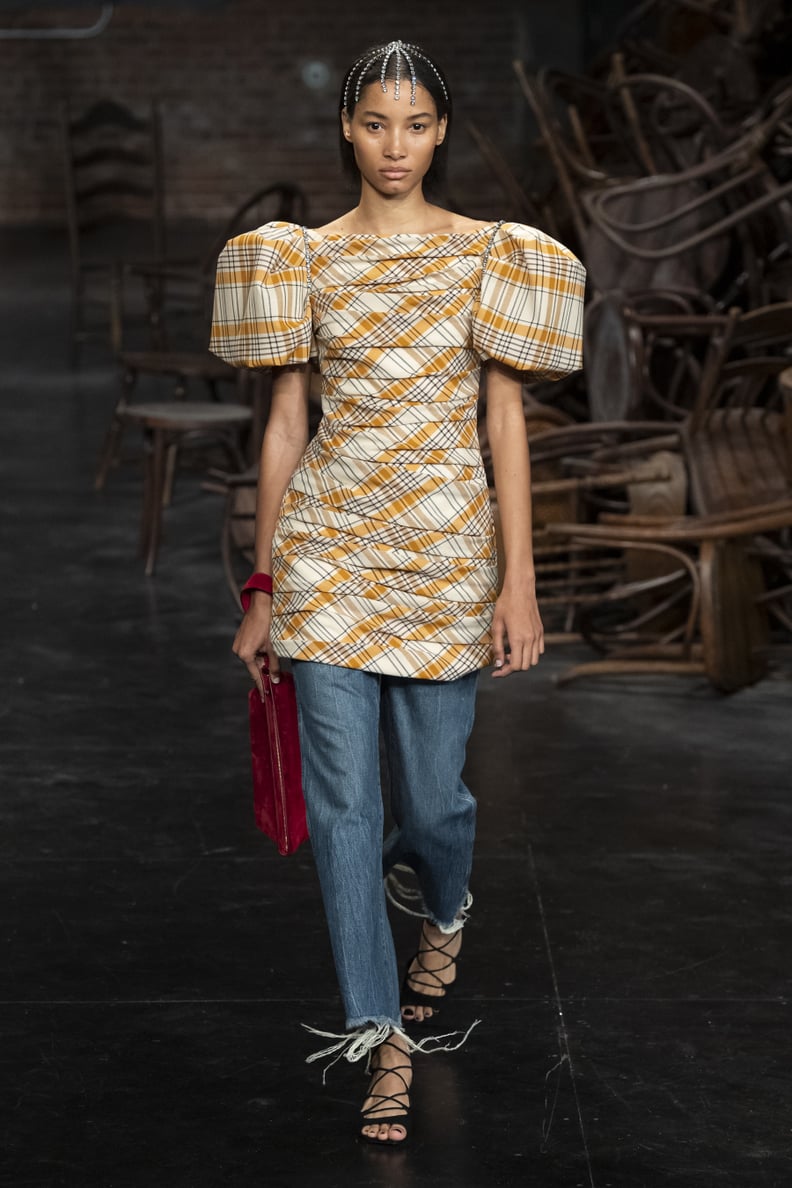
[[380, 671, 479, 930], [291, 659, 401, 1031]]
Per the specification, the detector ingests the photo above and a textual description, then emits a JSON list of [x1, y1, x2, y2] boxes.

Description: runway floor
[[2, 230, 791, 1187]]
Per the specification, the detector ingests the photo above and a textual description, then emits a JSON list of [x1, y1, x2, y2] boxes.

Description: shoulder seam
[[481, 219, 504, 270]]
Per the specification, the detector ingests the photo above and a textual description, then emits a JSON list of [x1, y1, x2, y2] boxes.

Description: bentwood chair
[[95, 182, 309, 574], [97, 337, 256, 577], [95, 181, 309, 485], [126, 182, 309, 351], [580, 87, 792, 305], [539, 355, 792, 689]]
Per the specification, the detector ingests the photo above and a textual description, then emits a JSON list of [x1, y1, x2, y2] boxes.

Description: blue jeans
[[291, 660, 479, 1032]]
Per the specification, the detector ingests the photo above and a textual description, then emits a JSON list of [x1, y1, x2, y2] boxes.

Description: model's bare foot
[[360, 1032, 412, 1143], [402, 922, 462, 1024]]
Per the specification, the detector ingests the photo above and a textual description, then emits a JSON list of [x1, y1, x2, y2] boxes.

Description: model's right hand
[[232, 591, 280, 695]]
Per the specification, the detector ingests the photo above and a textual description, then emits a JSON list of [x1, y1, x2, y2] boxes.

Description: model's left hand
[[491, 580, 545, 677]]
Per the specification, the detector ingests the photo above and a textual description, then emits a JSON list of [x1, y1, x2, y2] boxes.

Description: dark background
[[0, 0, 641, 227]]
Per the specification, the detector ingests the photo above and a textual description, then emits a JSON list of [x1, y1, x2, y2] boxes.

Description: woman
[[210, 39, 585, 1145]]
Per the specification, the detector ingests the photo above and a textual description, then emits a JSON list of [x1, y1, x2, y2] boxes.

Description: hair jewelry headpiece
[[343, 40, 449, 111]]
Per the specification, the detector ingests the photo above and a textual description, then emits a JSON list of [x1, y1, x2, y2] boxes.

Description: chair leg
[[163, 441, 179, 507], [95, 365, 136, 490], [139, 428, 155, 559], [220, 487, 242, 608], [95, 405, 127, 491], [143, 428, 169, 577], [221, 431, 247, 474]]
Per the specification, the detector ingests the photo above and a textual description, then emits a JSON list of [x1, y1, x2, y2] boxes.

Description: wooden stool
[[122, 401, 253, 575]]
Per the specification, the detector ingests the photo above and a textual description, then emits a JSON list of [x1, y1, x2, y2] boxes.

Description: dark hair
[[338, 41, 453, 193]]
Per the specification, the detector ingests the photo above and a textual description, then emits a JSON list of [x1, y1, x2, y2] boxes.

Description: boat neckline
[[298, 221, 503, 241]]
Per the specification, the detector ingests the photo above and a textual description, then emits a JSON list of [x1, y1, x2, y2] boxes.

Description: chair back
[[201, 183, 309, 274], [685, 354, 792, 514], [61, 99, 165, 280], [586, 298, 727, 421]]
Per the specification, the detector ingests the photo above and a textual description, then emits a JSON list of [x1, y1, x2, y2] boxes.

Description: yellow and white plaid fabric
[[210, 220, 584, 679]]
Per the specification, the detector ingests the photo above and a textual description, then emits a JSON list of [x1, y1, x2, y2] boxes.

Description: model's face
[[342, 81, 447, 195]]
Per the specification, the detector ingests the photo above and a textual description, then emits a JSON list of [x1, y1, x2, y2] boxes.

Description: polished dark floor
[[2, 231, 791, 1188]]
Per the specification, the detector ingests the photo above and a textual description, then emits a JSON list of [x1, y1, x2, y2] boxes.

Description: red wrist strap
[[240, 572, 273, 611]]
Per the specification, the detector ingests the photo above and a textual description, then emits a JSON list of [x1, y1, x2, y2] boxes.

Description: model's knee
[[405, 785, 476, 834], [305, 786, 384, 837]]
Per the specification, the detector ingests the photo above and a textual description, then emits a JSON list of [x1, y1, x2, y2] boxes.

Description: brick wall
[[0, 0, 587, 228]]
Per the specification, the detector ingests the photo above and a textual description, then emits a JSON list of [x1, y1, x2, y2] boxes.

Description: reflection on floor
[[2, 230, 790, 1188]]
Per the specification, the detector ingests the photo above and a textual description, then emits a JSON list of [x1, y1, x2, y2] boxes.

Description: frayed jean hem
[[431, 889, 474, 935], [346, 1014, 403, 1033], [432, 915, 466, 935]]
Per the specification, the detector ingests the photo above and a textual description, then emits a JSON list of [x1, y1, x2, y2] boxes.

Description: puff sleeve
[[209, 221, 313, 367], [473, 223, 585, 379]]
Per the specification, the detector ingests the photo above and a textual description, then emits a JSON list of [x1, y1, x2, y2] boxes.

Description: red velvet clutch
[[248, 665, 308, 856]]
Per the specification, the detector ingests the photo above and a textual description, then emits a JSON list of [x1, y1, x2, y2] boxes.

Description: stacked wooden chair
[[464, 24, 791, 690], [529, 306, 792, 689]]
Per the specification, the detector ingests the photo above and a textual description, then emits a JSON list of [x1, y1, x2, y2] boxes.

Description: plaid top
[[210, 220, 584, 678]]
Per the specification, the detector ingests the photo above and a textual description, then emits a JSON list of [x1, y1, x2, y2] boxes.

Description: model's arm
[[233, 363, 312, 690], [485, 359, 544, 677]]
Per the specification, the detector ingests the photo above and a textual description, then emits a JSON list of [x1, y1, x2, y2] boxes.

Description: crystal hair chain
[[342, 39, 449, 111]]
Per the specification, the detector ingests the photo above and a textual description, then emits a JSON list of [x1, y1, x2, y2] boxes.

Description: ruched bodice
[[210, 220, 585, 678], [305, 228, 486, 478]]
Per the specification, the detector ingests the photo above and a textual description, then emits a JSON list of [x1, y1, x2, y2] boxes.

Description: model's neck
[[346, 187, 437, 236]]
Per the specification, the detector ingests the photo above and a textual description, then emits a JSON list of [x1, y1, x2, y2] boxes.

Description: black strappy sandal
[[400, 922, 461, 1026], [359, 1039, 411, 1146]]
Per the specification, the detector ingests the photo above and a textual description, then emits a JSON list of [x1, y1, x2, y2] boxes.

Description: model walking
[[211, 38, 585, 1144]]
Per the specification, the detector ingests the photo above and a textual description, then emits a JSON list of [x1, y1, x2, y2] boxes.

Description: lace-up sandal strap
[[366, 1050, 411, 1101], [361, 1082, 411, 1120], [360, 1046, 411, 1141], [366, 1064, 411, 1097], [406, 926, 461, 994]]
